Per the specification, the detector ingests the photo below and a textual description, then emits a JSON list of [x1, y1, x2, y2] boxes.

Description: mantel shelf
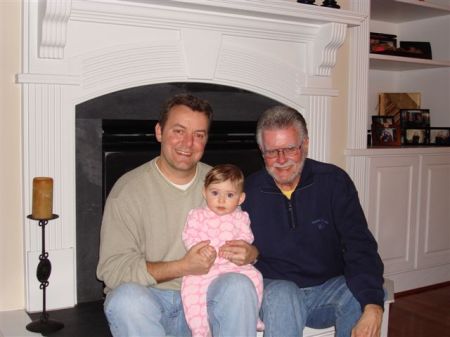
[[369, 53, 450, 70], [371, 0, 450, 23]]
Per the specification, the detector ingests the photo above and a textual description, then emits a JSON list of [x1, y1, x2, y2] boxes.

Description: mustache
[[272, 160, 296, 168]]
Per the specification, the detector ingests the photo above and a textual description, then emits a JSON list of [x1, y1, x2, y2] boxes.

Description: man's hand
[[351, 304, 383, 337], [146, 241, 215, 283], [182, 240, 216, 275], [218, 240, 259, 266]]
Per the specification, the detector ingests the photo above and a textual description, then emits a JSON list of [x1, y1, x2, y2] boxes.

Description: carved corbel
[[310, 22, 347, 76], [39, 0, 72, 59]]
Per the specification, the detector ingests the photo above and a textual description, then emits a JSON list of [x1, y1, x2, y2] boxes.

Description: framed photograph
[[371, 122, 401, 146], [429, 128, 450, 146], [403, 128, 428, 145], [400, 109, 430, 128], [379, 92, 421, 125], [370, 32, 397, 54], [399, 41, 432, 60], [372, 115, 395, 127]]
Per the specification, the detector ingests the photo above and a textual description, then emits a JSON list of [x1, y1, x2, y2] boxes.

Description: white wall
[[0, 1, 24, 311]]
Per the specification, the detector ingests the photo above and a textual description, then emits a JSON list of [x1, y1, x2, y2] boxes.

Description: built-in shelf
[[345, 146, 450, 157], [371, 0, 450, 23], [370, 53, 450, 70]]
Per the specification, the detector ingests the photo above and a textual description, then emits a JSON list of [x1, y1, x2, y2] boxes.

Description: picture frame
[[403, 128, 428, 146], [428, 128, 450, 146], [370, 32, 397, 54], [372, 115, 395, 127], [399, 41, 432, 60], [400, 109, 430, 128], [371, 116, 401, 146], [379, 93, 421, 125]]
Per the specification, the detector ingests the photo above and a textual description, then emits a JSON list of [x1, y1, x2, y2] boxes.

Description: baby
[[181, 164, 264, 337]]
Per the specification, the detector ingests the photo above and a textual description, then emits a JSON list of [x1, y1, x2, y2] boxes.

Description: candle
[[32, 177, 53, 219]]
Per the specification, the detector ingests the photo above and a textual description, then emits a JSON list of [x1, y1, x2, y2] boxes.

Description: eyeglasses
[[262, 143, 303, 159]]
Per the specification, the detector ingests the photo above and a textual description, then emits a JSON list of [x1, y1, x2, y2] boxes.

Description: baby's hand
[[199, 245, 217, 261], [219, 240, 256, 266]]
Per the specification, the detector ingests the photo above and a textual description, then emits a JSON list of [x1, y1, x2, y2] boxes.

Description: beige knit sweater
[[97, 158, 211, 293]]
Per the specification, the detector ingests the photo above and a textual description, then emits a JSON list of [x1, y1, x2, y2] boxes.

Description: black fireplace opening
[[102, 119, 264, 205]]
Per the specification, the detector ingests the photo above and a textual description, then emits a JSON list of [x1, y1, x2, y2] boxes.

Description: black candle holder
[[26, 214, 64, 334]]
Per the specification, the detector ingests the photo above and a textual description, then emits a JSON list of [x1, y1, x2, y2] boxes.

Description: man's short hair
[[256, 105, 308, 148], [159, 93, 214, 130]]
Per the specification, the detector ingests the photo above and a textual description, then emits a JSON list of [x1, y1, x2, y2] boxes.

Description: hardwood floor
[[388, 283, 450, 337], [20, 283, 450, 337]]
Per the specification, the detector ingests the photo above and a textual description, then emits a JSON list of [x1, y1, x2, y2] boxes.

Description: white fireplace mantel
[[18, 0, 367, 311]]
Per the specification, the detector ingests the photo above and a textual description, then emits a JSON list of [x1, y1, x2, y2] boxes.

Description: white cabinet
[[417, 154, 450, 269], [347, 148, 450, 292], [366, 154, 420, 275]]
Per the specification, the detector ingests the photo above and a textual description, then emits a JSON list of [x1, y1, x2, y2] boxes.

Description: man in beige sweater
[[97, 94, 260, 337]]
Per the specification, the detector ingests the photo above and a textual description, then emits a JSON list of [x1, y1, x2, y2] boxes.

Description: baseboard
[[394, 281, 450, 299]]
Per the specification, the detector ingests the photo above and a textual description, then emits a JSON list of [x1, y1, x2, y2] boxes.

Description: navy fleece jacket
[[242, 158, 385, 309]]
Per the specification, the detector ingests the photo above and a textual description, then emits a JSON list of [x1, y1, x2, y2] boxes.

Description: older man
[[241, 105, 385, 337]]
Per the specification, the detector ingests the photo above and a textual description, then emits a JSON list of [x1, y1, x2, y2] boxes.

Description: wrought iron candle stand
[[26, 214, 64, 334]]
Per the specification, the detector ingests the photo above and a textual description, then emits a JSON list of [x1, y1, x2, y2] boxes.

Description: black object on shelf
[[26, 214, 64, 335], [321, 0, 340, 8], [297, 0, 316, 4]]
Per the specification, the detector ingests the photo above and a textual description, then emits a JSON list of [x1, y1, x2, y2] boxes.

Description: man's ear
[[238, 192, 246, 205], [302, 137, 309, 148], [155, 123, 162, 142], [302, 137, 310, 153]]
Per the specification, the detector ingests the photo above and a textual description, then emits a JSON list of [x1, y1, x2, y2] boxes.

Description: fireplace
[[76, 83, 276, 302], [18, 0, 365, 311]]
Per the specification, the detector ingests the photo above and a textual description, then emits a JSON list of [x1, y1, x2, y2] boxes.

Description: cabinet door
[[417, 155, 450, 269], [367, 155, 420, 275]]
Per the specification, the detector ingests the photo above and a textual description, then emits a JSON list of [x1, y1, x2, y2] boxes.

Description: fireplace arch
[[76, 82, 279, 302]]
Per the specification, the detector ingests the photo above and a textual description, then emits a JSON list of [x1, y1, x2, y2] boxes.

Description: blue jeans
[[104, 272, 259, 337], [261, 276, 361, 337]]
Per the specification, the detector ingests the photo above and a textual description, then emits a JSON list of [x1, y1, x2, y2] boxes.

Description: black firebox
[[102, 119, 264, 205]]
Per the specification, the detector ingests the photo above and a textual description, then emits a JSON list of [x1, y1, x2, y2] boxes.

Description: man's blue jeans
[[104, 272, 259, 337], [261, 276, 361, 337]]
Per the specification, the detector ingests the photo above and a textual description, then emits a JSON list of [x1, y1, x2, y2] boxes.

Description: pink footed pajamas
[[181, 206, 264, 337]]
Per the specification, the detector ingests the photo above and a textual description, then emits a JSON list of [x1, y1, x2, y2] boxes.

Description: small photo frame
[[429, 128, 450, 146], [371, 121, 401, 146], [403, 128, 428, 145], [400, 109, 430, 128], [399, 41, 432, 60], [372, 115, 395, 127]]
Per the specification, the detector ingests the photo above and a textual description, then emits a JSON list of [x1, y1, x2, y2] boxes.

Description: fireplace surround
[[17, 0, 368, 311]]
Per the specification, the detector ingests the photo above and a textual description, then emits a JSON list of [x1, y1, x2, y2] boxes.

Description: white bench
[[257, 279, 394, 337]]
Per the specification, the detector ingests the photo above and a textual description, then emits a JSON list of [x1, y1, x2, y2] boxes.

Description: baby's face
[[203, 180, 244, 216]]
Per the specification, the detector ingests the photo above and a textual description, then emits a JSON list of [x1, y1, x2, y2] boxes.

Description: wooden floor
[[22, 283, 450, 337], [387, 283, 450, 337]]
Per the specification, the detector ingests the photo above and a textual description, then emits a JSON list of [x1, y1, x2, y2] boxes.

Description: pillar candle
[[32, 177, 53, 219]]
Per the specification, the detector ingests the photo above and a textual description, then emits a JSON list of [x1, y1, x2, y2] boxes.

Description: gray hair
[[256, 105, 308, 148]]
